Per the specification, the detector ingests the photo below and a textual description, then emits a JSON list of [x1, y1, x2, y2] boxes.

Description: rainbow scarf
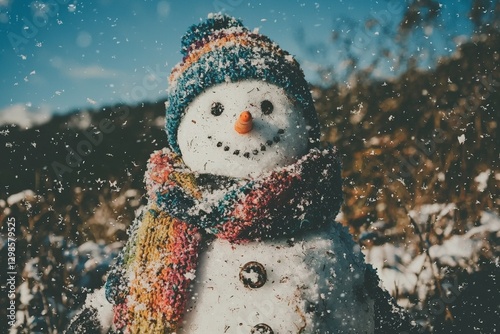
[[105, 147, 342, 333]]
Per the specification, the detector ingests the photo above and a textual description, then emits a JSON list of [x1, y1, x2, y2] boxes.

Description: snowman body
[[180, 225, 375, 334]]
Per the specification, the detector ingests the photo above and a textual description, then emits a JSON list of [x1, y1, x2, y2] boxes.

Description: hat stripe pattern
[[169, 31, 285, 83], [165, 13, 320, 154]]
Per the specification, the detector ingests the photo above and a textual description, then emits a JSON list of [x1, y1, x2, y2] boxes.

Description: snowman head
[[166, 14, 320, 178]]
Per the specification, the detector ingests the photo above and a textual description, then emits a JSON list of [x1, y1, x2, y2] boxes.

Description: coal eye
[[211, 102, 224, 116], [261, 100, 273, 115]]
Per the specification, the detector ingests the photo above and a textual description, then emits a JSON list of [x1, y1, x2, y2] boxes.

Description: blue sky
[[0, 0, 474, 119]]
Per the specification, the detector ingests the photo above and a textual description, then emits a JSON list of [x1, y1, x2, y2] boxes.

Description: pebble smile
[[209, 129, 286, 158]]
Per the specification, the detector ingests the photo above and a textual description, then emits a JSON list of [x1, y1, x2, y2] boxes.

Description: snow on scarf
[[104, 147, 343, 333]]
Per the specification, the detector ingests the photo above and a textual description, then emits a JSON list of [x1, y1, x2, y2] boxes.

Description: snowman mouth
[[208, 129, 285, 159]]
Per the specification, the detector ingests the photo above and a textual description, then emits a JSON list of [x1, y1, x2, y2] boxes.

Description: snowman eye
[[211, 102, 224, 116], [261, 100, 273, 115]]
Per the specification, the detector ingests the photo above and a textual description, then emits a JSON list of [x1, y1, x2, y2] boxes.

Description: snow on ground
[[6, 189, 36, 206], [364, 207, 500, 304], [474, 169, 491, 192]]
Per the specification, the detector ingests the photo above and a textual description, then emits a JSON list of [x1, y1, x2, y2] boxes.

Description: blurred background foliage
[[0, 1, 499, 333]]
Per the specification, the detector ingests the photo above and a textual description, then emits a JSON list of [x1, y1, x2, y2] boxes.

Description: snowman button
[[251, 323, 273, 334], [240, 261, 267, 289]]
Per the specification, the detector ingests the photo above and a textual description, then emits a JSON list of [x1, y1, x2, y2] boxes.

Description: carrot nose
[[235, 111, 253, 134]]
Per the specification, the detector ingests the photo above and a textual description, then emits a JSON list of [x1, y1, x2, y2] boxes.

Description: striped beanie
[[165, 13, 320, 154]]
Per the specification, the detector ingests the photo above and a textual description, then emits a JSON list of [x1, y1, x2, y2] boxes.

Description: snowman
[[67, 13, 418, 334]]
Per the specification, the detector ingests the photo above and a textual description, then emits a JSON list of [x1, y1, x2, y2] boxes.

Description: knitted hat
[[166, 13, 320, 154]]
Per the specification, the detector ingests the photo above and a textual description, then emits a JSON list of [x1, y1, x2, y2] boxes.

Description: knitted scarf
[[105, 147, 343, 333]]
